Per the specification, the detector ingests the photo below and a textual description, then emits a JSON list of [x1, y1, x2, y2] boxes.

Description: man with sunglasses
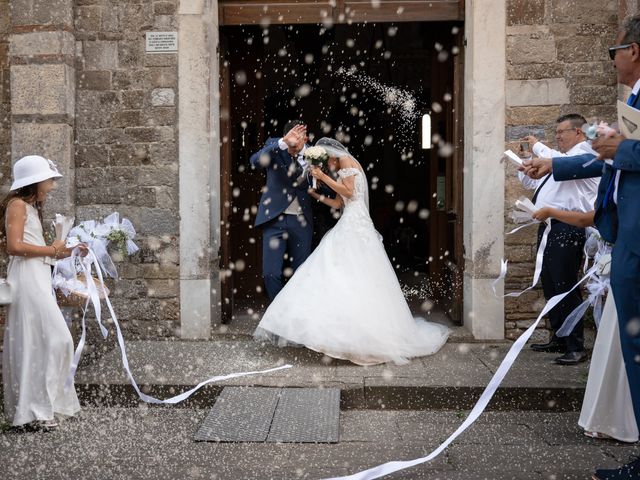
[[522, 15, 640, 480]]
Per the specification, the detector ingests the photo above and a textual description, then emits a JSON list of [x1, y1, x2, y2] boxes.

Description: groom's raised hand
[[283, 124, 307, 152]]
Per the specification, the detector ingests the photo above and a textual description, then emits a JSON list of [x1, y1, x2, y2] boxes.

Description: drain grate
[[194, 387, 340, 443], [194, 387, 280, 442], [267, 388, 340, 443]]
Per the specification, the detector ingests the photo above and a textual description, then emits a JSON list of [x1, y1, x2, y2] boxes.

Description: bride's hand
[[309, 166, 325, 180]]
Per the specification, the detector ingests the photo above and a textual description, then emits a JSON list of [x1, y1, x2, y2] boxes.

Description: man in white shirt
[[517, 114, 599, 365]]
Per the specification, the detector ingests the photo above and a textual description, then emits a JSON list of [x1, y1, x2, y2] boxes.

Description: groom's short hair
[[283, 119, 306, 137]]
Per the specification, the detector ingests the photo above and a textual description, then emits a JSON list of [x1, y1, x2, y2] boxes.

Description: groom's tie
[[604, 92, 637, 208]]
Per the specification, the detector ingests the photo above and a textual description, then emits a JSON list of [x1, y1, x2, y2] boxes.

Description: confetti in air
[[337, 67, 420, 145]]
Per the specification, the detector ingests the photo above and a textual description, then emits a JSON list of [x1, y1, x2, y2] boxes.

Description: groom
[[250, 120, 315, 300]]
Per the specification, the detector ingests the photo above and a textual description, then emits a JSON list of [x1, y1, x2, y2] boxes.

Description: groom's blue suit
[[551, 100, 640, 432], [250, 138, 314, 300]]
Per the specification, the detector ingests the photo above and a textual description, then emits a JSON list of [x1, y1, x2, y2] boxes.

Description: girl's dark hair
[[0, 184, 44, 249]]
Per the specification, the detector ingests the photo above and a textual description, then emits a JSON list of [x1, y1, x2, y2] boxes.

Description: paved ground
[[2, 320, 626, 479], [1, 407, 638, 480], [72, 338, 591, 410]]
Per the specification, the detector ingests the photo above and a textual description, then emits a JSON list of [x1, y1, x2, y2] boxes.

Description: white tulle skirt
[[254, 207, 449, 365]]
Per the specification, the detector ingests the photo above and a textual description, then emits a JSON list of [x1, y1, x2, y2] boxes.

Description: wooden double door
[[218, 1, 465, 324]]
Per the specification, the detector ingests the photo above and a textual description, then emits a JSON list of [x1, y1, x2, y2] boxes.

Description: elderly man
[[518, 114, 599, 365], [523, 15, 640, 480]]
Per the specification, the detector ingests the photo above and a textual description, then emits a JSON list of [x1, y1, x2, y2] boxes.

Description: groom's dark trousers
[[261, 215, 312, 300], [250, 138, 314, 300], [553, 138, 640, 434]]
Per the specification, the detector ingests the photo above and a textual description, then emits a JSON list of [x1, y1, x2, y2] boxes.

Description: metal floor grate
[[194, 387, 340, 443]]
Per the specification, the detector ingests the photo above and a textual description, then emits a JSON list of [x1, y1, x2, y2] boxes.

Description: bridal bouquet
[[304, 146, 329, 189], [53, 212, 139, 306]]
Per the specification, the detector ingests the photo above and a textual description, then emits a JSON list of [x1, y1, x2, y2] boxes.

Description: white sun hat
[[10, 155, 63, 191]]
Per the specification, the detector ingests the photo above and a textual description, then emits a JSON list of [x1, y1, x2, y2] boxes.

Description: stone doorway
[[218, 20, 464, 327]]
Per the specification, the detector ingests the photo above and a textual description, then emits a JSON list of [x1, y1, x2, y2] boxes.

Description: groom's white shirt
[[278, 138, 308, 215]]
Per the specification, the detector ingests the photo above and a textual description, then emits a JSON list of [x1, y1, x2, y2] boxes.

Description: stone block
[[11, 123, 75, 215], [75, 5, 103, 32], [138, 165, 177, 186], [151, 88, 175, 106], [110, 143, 150, 166], [113, 70, 147, 90], [507, 0, 545, 25], [504, 244, 534, 262], [120, 4, 154, 36], [135, 208, 179, 235], [101, 7, 119, 32], [145, 279, 179, 298], [0, 43, 7, 69], [144, 53, 177, 67], [77, 185, 157, 207], [550, 0, 617, 25], [149, 142, 177, 165], [11, 64, 75, 116], [124, 126, 161, 142], [75, 144, 110, 167], [506, 106, 560, 126], [83, 41, 118, 70], [155, 185, 177, 209], [154, 2, 176, 15], [10, 31, 75, 57], [505, 125, 546, 141], [570, 85, 617, 106], [143, 107, 176, 126], [506, 78, 570, 107], [111, 110, 143, 128], [556, 36, 609, 63], [118, 40, 145, 68], [149, 67, 177, 88], [78, 70, 112, 90], [120, 90, 145, 109], [10, 0, 74, 27], [0, 67, 9, 103], [506, 62, 563, 81], [507, 35, 556, 64], [562, 104, 616, 123], [76, 90, 120, 128], [0, 2, 9, 34]]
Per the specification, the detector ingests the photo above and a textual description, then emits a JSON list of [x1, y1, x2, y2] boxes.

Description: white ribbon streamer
[[60, 247, 292, 402], [492, 220, 551, 298], [324, 263, 598, 480]]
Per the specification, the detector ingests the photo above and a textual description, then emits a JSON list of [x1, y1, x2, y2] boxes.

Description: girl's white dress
[[579, 292, 638, 442], [3, 202, 80, 426], [254, 167, 449, 365]]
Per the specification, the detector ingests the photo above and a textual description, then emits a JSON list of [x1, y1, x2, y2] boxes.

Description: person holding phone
[[515, 114, 599, 365]]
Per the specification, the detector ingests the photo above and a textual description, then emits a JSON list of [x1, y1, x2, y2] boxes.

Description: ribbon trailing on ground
[[324, 262, 598, 480], [58, 247, 291, 403]]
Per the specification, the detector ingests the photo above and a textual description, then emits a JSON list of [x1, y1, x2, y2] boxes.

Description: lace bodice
[[337, 168, 368, 207]]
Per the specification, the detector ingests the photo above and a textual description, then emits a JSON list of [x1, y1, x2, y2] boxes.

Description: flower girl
[[2, 155, 86, 430]]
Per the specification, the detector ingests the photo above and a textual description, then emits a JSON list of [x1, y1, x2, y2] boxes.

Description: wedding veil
[[315, 137, 370, 210]]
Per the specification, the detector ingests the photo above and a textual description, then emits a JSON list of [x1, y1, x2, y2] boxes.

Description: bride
[[254, 138, 449, 365]]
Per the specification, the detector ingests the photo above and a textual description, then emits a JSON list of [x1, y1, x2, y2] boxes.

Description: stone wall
[[0, 0, 10, 337], [503, 0, 619, 340], [74, 0, 180, 338]]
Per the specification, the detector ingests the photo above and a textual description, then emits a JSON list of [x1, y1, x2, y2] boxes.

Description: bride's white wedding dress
[[254, 166, 449, 365]]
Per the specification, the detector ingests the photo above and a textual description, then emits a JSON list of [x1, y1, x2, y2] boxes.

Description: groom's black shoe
[[530, 339, 566, 353], [554, 350, 587, 365], [592, 455, 640, 479]]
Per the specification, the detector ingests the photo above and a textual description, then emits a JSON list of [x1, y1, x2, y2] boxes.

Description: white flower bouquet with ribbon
[[304, 146, 329, 189], [53, 212, 139, 306]]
